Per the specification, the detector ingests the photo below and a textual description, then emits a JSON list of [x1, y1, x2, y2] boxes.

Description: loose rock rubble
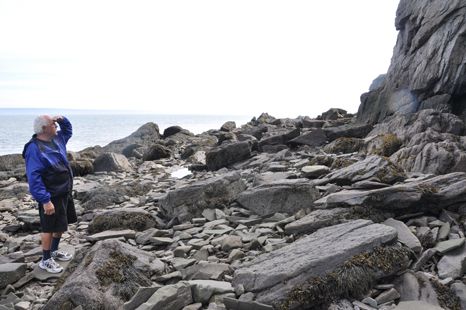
[[2, 108, 466, 310]]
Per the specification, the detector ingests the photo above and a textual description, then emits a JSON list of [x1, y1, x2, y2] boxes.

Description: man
[[22, 115, 74, 273]]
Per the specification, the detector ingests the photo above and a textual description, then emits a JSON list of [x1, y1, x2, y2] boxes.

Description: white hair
[[34, 115, 50, 135]]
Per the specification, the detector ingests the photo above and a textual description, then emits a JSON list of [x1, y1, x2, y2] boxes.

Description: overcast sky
[[0, 1, 399, 118]]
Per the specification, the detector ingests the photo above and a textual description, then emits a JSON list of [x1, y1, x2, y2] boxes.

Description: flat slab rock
[[232, 219, 397, 305], [314, 172, 466, 213]]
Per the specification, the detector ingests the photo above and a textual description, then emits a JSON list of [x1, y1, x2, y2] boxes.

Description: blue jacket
[[22, 117, 73, 204]]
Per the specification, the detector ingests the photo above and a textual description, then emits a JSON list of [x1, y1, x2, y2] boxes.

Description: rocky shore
[[2, 107, 466, 310], [2, 0, 466, 309]]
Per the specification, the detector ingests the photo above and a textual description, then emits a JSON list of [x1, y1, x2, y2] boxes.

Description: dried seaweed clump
[[89, 212, 157, 234], [277, 245, 411, 310], [96, 250, 151, 302], [430, 279, 462, 310]]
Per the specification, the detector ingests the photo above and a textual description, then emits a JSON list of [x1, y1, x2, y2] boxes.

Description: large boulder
[[0, 154, 24, 171], [220, 121, 236, 132], [97, 122, 161, 154], [93, 152, 132, 172], [88, 208, 157, 234], [206, 141, 252, 171], [69, 160, 94, 176], [134, 281, 193, 310], [236, 179, 319, 216], [366, 109, 464, 141], [325, 155, 407, 185], [232, 220, 402, 306], [158, 171, 246, 221], [289, 124, 373, 147], [314, 172, 466, 216], [322, 137, 365, 154], [163, 126, 183, 138], [0, 263, 27, 289], [357, 1, 466, 124], [258, 128, 300, 148], [81, 182, 153, 211], [389, 129, 466, 175], [42, 239, 165, 310], [142, 144, 172, 161]]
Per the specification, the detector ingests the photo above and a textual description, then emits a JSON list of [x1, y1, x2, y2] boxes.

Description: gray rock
[[289, 129, 329, 147], [81, 181, 152, 211], [223, 297, 274, 310], [142, 144, 172, 161], [136, 228, 158, 245], [384, 218, 422, 253], [433, 238, 465, 255], [301, 165, 329, 178], [135, 281, 193, 310], [438, 222, 451, 241], [123, 287, 161, 310], [450, 283, 466, 310], [72, 179, 100, 200], [357, 0, 466, 124], [410, 248, 437, 272], [392, 301, 443, 310], [159, 171, 246, 222], [259, 128, 300, 148], [88, 208, 156, 234], [314, 173, 466, 216], [322, 137, 365, 154], [236, 179, 318, 216], [182, 262, 232, 281], [97, 122, 161, 154], [206, 142, 252, 171], [93, 152, 132, 172], [220, 121, 236, 132], [232, 220, 398, 305], [326, 155, 406, 185], [361, 297, 377, 308], [0, 154, 24, 171], [85, 229, 136, 242], [375, 288, 400, 305], [70, 160, 94, 176], [392, 271, 440, 306], [189, 280, 234, 304], [0, 263, 26, 289], [42, 239, 164, 310], [221, 236, 242, 252], [284, 208, 350, 235], [437, 242, 466, 279]]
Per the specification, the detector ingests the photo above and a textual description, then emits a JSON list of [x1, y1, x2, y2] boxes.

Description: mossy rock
[[277, 245, 412, 310], [366, 132, 402, 157], [323, 137, 364, 154], [88, 208, 157, 234]]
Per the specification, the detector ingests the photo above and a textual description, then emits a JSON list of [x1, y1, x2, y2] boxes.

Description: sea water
[[1, 112, 254, 156]]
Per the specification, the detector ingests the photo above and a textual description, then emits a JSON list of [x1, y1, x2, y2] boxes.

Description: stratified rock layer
[[357, 1, 466, 124]]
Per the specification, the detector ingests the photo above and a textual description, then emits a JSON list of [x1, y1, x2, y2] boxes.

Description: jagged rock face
[[357, 1, 466, 125]]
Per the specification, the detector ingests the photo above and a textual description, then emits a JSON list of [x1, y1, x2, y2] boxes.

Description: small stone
[[375, 288, 400, 305], [362, 297, 377, 308], [434, 238, 465, 255], [234, 284, 245, 297]]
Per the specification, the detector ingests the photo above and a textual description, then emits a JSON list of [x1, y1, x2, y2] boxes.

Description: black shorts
[[39, 193, 69, 233]]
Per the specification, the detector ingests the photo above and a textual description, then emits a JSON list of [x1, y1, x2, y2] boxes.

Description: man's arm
[[24, 145, 51, 205], [55, 116, 72, 144]]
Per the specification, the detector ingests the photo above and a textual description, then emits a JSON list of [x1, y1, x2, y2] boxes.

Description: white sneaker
[[51, 250, 72, 261], [39, 258, 63, 273]]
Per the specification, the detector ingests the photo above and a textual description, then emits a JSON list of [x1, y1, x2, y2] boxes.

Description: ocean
[[1, 110, 254, 156]]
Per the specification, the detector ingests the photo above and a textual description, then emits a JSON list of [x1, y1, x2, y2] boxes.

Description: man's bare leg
[[41, 232, 53, 251]]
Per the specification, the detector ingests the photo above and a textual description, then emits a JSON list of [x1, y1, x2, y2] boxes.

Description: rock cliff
[[357, 0, 466, 125]]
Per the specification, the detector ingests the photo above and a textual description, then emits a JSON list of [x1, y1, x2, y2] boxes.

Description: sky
[[0, 1, 400, 119]]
